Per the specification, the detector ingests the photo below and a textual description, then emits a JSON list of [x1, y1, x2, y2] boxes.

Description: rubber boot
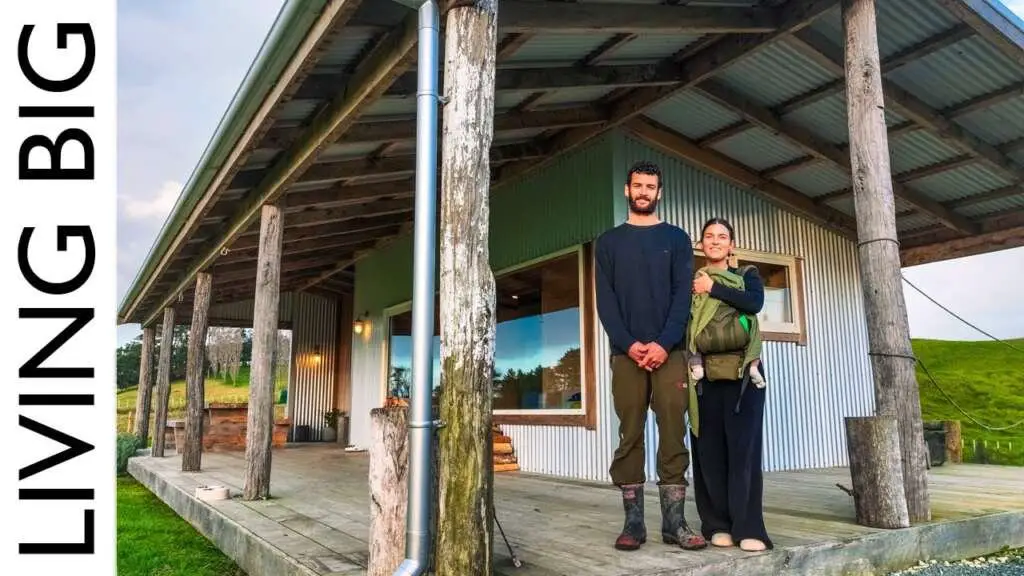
[[659, 484, 708, 550], [614, 483, 647, 551]]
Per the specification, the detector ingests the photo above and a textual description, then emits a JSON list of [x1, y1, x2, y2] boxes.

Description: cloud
[[120, 180, 181, 221]]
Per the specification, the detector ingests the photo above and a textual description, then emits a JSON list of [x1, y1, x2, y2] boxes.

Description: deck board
[[128, 444, 1024, 576]]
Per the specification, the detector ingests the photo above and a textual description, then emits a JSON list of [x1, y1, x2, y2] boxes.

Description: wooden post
[[182, 272, 213, 472], [368, 407, 409, 576], [842, 0, 930, 523], [152, 308, 176, 457], [944, 420, 962, 464], [133, 326, 156, 444], [243, 203, 284, 500], [845, 417, 910, 528], [436, 1, 498, 574]]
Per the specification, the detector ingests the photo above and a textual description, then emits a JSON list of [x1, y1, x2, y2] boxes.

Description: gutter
[[117, 0, 329, 324]]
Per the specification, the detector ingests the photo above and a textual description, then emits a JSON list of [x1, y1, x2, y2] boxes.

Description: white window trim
[[380, 245, 591, 416]]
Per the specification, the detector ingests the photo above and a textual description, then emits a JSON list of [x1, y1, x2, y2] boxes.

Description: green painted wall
[[355, 135, 616, 313]]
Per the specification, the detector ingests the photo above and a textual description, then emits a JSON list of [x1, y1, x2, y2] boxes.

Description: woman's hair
[[700, 217, 735, 242]]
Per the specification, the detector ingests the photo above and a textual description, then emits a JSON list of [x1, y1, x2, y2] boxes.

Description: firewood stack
[[492, 424, 519, 472]]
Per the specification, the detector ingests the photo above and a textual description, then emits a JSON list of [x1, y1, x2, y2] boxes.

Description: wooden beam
[[151, 307, 176, 458], [901, 209, 1024, 266], [503, 0, 839, 186], [182, 272, 213, 472], [141, 15, 418, 328], [496, 32, 533, 60], [578, 33, 639, 66], [120, 1, 363, 325], [773, 23, 972, 116], [821, 155, 979, 202], [694, 80, 978, 234], [229, 142, 544, 191], [625, 117, 856, 236], [243, 204, 284, 501], [234, 213, 410, 244], [221, 226, 401, 264], [947, 183, 1023, 209], [132, 326, 156, 444], [761, 156, 819, 179], [790, 28, 1024, 185], [943, 81, 1024, 118], [498, 2, 779, 34], [296, 222, 413, 291]]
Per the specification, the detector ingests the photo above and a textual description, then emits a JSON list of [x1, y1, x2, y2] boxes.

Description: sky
[[116, 0, 1024, 347]]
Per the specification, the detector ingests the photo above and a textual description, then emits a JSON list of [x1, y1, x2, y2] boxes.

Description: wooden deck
[[128, 444, 1024, 576]]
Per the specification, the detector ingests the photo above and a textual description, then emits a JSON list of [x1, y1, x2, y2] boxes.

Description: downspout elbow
[[392, 559, 426, 576]]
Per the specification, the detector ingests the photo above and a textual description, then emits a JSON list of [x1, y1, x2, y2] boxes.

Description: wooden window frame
[[698, 247, 808, 346], [380, 243, 598, 430]]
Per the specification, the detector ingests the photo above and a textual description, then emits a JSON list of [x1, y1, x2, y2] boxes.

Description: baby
[[688, 352, 765, 388]]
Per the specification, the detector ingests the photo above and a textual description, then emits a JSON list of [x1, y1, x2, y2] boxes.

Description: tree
[[436, 1, 499, 573], [116, 335, 144, 390]]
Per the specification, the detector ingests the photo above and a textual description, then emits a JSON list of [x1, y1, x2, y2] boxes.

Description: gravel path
[[889, 551, 1024, 576]]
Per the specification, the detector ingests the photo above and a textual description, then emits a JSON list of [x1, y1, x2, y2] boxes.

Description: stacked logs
[[493, 424, 518, 472]]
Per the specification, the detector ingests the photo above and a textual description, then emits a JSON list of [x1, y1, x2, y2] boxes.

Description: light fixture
[[353, 311, 370, 335], [311, 345, 322, 364]]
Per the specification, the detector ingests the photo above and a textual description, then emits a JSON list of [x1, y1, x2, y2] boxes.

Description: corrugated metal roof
[[364, 96, 416, 117], [781, 94, 850, 146], [644, 90, 742, 140], [532, 86, 618, 106], [957, 193, 1024, 218], [953, 95, 1024, 146], [810, 0, 958, 60], [709, 126, 805, 171], [715, 38, 840, 108], [775, 163, 850, 198], [911, 163, 1014, 203], [897, 211, 940, 232], [601, 33, 705, 62], [318, 141, 381, 162], [889, 35, 1024, 110], [277, 99, 321, 122], [494, 90, 538, 111], [889, 129, 964, 174], [313, 29, 378, 73], [505, 34, 612, 65]]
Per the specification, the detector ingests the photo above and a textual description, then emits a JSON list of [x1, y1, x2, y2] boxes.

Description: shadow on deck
[[127, 444, 1024, 576]]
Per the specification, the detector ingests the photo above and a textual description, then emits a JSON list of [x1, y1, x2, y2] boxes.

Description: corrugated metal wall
[[613, 133, 875, 477], [347, 129, 875, 482], [207, 292, 295, 325], [288, 292, 341, 441]]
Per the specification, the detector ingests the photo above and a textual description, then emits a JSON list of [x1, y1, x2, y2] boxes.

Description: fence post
[[943, 420, 961, 464]]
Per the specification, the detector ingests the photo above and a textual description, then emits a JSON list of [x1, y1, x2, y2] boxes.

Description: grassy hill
[[912, 338, 1024, 465]]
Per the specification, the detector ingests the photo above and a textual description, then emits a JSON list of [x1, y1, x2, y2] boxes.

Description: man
[[595, 160, 706, 552]]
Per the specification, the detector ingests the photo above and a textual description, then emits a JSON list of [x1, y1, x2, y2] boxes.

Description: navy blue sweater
[[595, 222, 694, 356]]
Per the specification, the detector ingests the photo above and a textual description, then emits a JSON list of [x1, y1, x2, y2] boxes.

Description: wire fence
[[960, 436, 1024, 466]]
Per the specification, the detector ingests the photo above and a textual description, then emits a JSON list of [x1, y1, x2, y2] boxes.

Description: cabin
[[119, 0, 1024, 574]]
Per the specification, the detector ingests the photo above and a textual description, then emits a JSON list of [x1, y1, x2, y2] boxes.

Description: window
[[694, 248, 807, 344], [383, 245, 597, 427]]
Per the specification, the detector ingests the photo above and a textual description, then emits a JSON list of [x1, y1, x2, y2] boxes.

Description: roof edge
[[117, 0, 330, 325]]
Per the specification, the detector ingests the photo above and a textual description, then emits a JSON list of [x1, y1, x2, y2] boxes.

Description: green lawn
[[913, 338, 1024, 466], [117, 477, 245, 576]]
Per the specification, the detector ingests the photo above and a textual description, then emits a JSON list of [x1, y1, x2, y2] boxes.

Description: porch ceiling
[[119, 0, 1024, 326]]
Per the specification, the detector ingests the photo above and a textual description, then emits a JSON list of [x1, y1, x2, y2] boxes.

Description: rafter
[[502, 0, 840, 186], [694, 80, 978, 234], [140, 14, 419, 327], [625, 117, 856, 237], [498, 2, 779, 34]]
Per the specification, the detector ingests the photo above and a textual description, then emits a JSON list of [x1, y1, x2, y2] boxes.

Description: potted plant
[[323, 409, 343, 443]]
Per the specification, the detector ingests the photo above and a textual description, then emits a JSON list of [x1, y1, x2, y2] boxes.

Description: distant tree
[[115, 335, 144, 389]]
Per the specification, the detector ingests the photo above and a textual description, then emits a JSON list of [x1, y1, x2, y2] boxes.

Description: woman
[[687, 217, 772, 552]]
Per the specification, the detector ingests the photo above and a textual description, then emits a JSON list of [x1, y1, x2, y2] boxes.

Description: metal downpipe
[[392, 0, 439, 574]]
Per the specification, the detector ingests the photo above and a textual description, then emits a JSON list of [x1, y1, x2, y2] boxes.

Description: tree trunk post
[[436, 1, 499, 574], [944, 420, 962, 464], [152, 307, 176, 457], [133, 326, 156, 445], [368, 407, 409, 576], [182, 272, 213, 472], [842, 0, 930, 523], [243, 203, 284, 500], [845, 416, 911, 528]]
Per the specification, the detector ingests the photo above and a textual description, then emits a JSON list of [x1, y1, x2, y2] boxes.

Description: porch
[[128, 444, 1024, 576]]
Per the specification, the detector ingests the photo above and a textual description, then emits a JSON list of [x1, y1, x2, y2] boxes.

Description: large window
[[694, 248, 807, 344], [384, 245, 596, 427]]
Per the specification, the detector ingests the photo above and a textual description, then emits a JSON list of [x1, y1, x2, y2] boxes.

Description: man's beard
[[629, 194, 659, 215]]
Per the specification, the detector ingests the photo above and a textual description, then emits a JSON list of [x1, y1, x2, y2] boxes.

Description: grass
[[117, 477, 245, 576], [116, 365, 289, 434], [913, 338, 1024, 466]]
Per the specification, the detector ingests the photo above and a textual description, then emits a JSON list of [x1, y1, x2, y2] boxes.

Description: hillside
[[912, 338, 1024, 465]]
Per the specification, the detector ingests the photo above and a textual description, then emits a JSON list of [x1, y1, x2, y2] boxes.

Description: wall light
[[311, 345, 322, 365], [353, 311, 370, 335]]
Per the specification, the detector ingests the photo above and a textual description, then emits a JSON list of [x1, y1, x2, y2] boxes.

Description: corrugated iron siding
[[207, 292, 295, 324], [615, 133, 875, 476], [288, 292, 340, 441]]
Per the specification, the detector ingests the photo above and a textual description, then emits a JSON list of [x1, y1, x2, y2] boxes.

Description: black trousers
[[690, 378, 773, 548]]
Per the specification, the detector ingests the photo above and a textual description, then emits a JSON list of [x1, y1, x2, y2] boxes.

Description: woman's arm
[[709, 267, 764, 314]]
